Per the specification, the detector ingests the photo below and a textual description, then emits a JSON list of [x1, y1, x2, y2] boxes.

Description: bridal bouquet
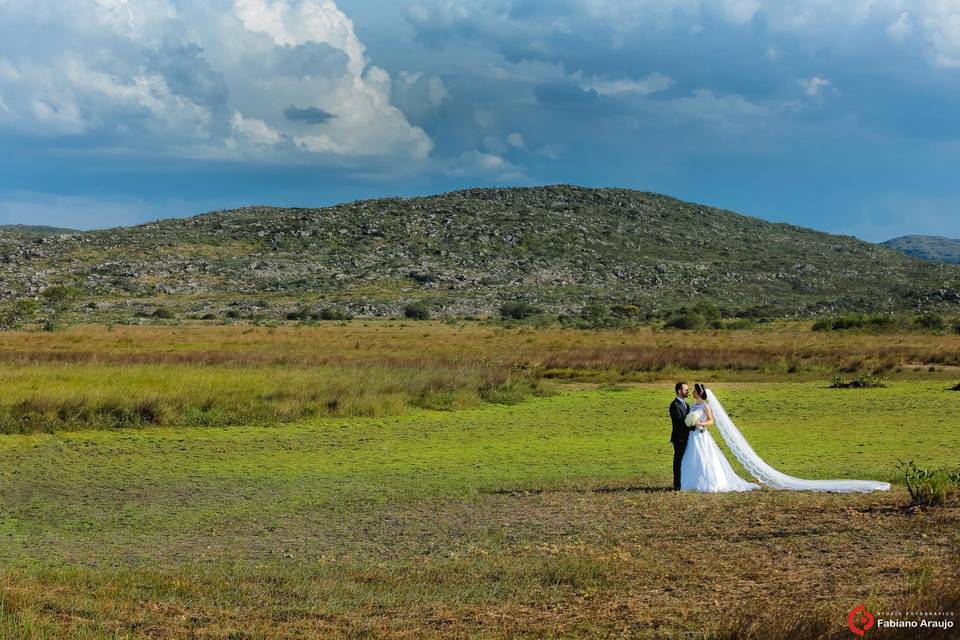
[[685, 409, 704, 428]]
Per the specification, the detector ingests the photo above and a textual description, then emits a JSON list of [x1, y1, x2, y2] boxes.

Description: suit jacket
[[669, 397, 693, 444]]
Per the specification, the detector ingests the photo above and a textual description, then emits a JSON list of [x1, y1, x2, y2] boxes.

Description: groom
[[669, 382, 693, 490]]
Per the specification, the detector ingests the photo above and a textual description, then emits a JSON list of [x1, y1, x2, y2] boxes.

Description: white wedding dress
[[681, 391, 891, 493], [680, 401, 759, 492]]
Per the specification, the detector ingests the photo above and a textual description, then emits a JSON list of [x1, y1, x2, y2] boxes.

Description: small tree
[[0, 298, 40, 330], [40, 286, 81, 331]]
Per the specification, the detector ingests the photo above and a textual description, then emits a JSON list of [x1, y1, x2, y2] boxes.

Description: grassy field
[[1, 370, 959, 638], [0, 322, 957, 433], [0, 323, 958, 638]]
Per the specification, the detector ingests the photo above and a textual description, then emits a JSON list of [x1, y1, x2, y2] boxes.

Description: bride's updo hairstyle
[[694, 383, 708, 400]]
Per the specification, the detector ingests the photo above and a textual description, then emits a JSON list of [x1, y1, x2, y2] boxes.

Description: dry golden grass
[[1, 490, 956, 639], [0, 321, 957, 374]]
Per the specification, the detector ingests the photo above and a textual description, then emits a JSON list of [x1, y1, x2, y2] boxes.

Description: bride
[[680, 383, 891, 493]]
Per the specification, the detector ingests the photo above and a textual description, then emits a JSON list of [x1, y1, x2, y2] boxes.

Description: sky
[[1, 0, 959, 240]]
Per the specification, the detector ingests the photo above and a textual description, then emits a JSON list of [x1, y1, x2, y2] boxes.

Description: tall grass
[[0, 322, 957, 371], [0, 321, 956, 431], [0, 362, 545, 433]]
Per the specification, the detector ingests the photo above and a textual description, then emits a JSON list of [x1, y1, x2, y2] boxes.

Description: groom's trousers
[[672, 441, 687, 490]]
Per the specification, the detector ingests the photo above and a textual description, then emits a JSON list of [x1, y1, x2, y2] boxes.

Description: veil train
[[705, 390, 891, 493]]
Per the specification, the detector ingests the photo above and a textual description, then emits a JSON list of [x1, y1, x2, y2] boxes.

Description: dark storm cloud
[[283, 105, 337, 124]]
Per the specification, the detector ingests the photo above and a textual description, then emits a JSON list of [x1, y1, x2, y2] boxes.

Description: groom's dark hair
[[675, 382, 686, 393]]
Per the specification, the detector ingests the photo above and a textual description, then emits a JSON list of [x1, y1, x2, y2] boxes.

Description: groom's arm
[[669, 403, 692, 431]]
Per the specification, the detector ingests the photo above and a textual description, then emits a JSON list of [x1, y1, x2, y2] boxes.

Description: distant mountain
[[0, 185, 957, 322], [882, 235, 960, 265], [0, 224, 77, 236]]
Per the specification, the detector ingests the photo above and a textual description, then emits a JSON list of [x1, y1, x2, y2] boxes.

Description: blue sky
[[1, 0, 959, 240]]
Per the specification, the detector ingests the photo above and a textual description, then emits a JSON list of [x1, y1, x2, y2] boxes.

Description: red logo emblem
[[848, 605, 875, 636]]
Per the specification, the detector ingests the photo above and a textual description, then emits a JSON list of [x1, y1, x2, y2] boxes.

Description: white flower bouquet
[[685, 409, 704, 428]]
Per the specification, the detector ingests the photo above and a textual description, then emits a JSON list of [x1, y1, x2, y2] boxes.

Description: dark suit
[[669, 397, 693, 490]]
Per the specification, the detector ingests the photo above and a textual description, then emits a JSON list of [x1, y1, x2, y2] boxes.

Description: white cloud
[[799, 76, 831, 97], [581, 73, 673, 96], [887, 11, 913, 41], [444, 151, 529, 183], [920, 1, 960, 68], [506, 132, 525, 149], [230, 110, 282, 147], [0, 0, 432, 164]]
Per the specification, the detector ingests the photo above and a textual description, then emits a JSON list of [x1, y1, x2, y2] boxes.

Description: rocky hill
[[0, 186, 957, 323], [882, 235, 960, 265], [0, 225, 77, 237]]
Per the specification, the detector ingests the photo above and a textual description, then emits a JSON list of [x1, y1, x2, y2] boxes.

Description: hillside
[[882, 235, 960, 265], [0, 186, 958, 322], [0, 224, 77, 237]]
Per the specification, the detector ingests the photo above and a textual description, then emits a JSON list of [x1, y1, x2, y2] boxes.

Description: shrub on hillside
[[812, 314, 899, 332], [610, 304, 642, 318], [916, 313, 946, 330], [0, 298, 40, 331], [152, 307, 176, 319], [319, 306, 352, 321], [500, 301, 540, 320], [568, 302, 635, 329], [404, 302, 431, 320], [286, 307, 315, 321], [664, 311, 706, 331]]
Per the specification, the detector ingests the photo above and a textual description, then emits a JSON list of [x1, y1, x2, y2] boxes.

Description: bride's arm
[[700, 404, 715, 428]]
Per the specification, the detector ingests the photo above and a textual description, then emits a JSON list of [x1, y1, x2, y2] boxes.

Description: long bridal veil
[[705, 390, 891, 493]]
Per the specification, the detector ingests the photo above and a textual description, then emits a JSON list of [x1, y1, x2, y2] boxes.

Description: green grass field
[[1, 378, 958, 638]]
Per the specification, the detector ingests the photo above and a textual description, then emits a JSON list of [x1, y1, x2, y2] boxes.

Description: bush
[[830, 374, 888, 388], [724, 318, 755, 330], [225, 309, 241, 319], [152, 307, 176, 319], [320, 306, 353, 321], [953, 321, 960, 335], [500, 301, 540, 320], [404, 302, 431, 321], [575, 302, 628, 329], [812, 314, 899, 332], [691, 301, 722, 326], [0, 298, 40, 330], [664, 311, 706, 331], [915, 313, 945, 330], [286, 307, 313, 321], [897, 460, 954, 508]]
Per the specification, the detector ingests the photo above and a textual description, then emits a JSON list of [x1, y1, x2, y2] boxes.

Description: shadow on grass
[[483, 485, 674, 496]]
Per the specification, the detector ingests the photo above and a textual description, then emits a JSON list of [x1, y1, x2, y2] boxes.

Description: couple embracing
[[668, 382, 891, 494]]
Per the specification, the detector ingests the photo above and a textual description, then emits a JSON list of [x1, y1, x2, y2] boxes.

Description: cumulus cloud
[[0, 0, 432, 164], [444, 150, 529, 183]]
